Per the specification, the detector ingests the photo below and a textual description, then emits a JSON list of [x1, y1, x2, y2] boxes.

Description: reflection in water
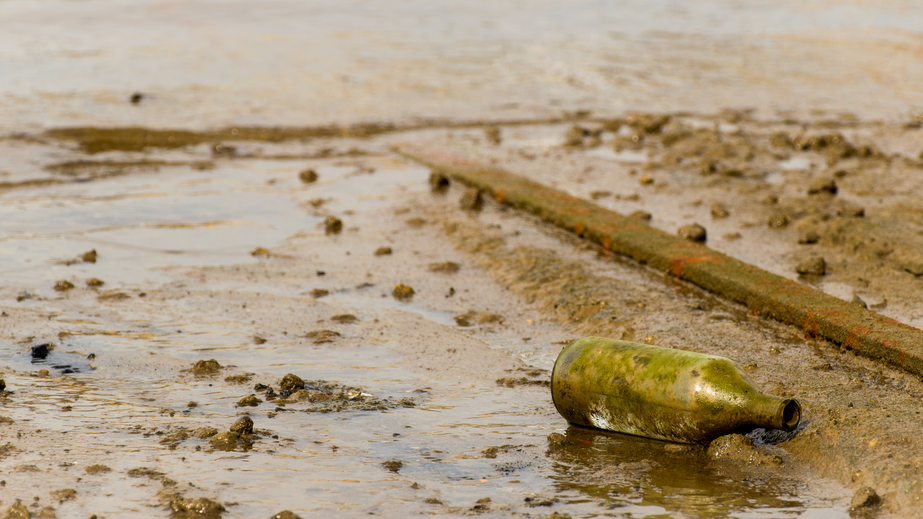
[[546, 425, 844, 518]]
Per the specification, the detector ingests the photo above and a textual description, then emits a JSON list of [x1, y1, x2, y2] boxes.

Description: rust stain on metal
[[395, 144, 923, 379]]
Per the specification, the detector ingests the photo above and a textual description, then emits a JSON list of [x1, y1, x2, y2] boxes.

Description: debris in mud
[[547, 432, 567, 448], [169, 496, 226, 519], [374, 246, 393, 256], [53, 280, 75, 292], [280, 373, 306, 392], [429, 172, 450, 192], [0, 442, 21, 460], [454, 310, 503, 326], [706, 434, 782, 465], [4, 502, 30, 519], [85, 464, 111, 475], [768, 213, 789, 228], [406, 217, 427, 228], [193, 427, 218, 439], [849, 486, 881, 513], [710, 203, 730, 219], [80, 249, 98, 263], [130, 92, 144, 104], [209, 431, 252, 452], [128, 467, 166, 479], [324, 216, 343, 235], [270, 512, 304, 519], [50, 488, 76, 503], [484, 126, 502, 145], [796, 256, 827, 275], [31, 343, 51, 359], [298, 168, 319, 184], [798, 231, 820, 244], [250, 247, 270, 257], [86, 277, 105, 287], [639, 175, 654, 185], [237, 395, 262, 407], [677, 223, 707, 242], [459, 187, 483, 211], [252, 335, 268, 345], [304, 330, 339, 344], [330, 314, 358, 323], [189, 359, 222, 376], [382, 460, 403, 473], [309, 288, 329, 298], [15, 292, 33, 302], [392, 283, 415, 300], [428, 261, 460, 273], [230, 416, 254, 435], [98, 291, 130, 301], [523, 495, 558, 507], [807, 177, 838, 196], [496, 377, 549, 388]]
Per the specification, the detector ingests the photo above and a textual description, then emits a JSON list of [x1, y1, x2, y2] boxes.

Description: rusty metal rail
[[396, 144, 923, 379]]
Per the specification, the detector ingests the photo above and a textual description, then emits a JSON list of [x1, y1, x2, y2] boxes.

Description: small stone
[[230, 416, 254, 435], [53, 280, 75, 292], [130, 92, 144, 104], [86, 278, 105, 287], [807, 177, 838, 195], [250, 247, 270, 257], [796, 256, 826, 275], [192, 427, 219, 439], [309, 288, 329, 298], [50, 488, 76, 502], [374, 246, 392, 256], [429, 172, 450, 192], [392, 283, 415, 300], [270, 511, 304, 519], [639, 175, 654, 185], [280, 373, 305, 392], [31, 344, 51, 359], [237, 395, 262, 407], [85, 464, 112, 475], [677, 223, 707, 242], [324, 216, 343, 235], [0, 379, 5, 391], [768, 213, 789, 228], [331, 314, 358, 323], [298, 169, 319, 183], [253, 336, 267, 345], [5, 502, 30, 519], [798, 231, 820, 244], [628, 210, 652, 221], [849, 486, 880, 511], [81, 249, 98, 263], [459, 187, 483, 211], [209, 431, 241, 451], [382, 460, 403, 472], [851, 295, 868, 309], [710, 203, 729, 219], [304, 330, 340, 343], [171, 496, 226, 517]]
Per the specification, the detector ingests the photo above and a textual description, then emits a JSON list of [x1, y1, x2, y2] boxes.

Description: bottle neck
[[747, 394, 801, 432]]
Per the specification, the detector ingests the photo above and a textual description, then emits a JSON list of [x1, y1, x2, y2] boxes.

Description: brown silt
[[551, 337, 801, 444]]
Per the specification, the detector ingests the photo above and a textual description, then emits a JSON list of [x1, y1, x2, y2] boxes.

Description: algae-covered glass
[[551, 337, 801, 444]]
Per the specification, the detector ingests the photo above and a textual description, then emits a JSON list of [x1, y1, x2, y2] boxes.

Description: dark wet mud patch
[[255, 377, 417, 413]]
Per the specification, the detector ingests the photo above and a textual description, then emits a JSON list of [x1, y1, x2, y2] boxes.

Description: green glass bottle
[[551, 337, 801, 444]]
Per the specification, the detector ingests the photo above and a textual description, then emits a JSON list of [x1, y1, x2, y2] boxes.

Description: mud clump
[[85, 464, 111, 475], [768, 213, 789, 228], [50, 488, 76, 502], [629, 210, 652, 221], [807, 177, 838, 196], [270, 512, 304, 519], [86, 277, 105, 287], [484, 126, 502, 145], [677, 223, 707, 242], [169, 496, 226, 519], [298, 169, 318, 184], [330, 314, 358, 324], [547, 432, 567, 448], [382, 460, 403, 473], [392, 283, 415, 300], [710, 203, 730, 219], [428, 261, 460, 273], [324, 216, 343, 235], [128, 467, 165, 478], [796, 256, 826, 275], [226, 373, 253, 383], [454, 311, 503, 326], [849, 486, 881, 513], [250, 247, 270, 257], [304, 330, 339, 344], [309, 288, 329, 298], [374, 246, 393, 256], [707, 434, 782, 465], [81, 249, 98, 263], [193, 427, 219, 439], [280, 373, 306, 392], [459, 187, 483, 211], [0, 379, 5, 392], [237, 395, 262, 407], [31, 343, 51, 359], [798, 230, 820, 244], [54, 280, 75, 292], [190, 359, 222, 376], [4, 502, 30, 519], [230, 416, 254, 435], [98, 291, 130, 302], [496, 377, 550, 388], [209, 431, 251, 452]]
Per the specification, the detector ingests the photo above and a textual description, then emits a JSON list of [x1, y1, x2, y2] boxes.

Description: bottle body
[[551, 337, 801, 444]]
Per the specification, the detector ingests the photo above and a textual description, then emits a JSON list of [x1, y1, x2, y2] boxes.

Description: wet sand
[[1, 1, 923, 518]]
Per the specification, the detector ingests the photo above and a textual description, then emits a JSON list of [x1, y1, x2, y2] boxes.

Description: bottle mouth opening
[[781, 399, 801, 430]]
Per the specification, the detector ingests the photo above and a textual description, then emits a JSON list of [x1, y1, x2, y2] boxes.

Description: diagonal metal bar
[[396, 144, 923, 379]]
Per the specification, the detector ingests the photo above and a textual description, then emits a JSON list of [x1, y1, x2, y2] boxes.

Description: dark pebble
[[31, 344, 50, 359], [230, 416, 254, 435]]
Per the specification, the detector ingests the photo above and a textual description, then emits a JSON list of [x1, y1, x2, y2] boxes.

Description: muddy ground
[[1, 113, 922, 518], [3, 1, 923, 518]]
